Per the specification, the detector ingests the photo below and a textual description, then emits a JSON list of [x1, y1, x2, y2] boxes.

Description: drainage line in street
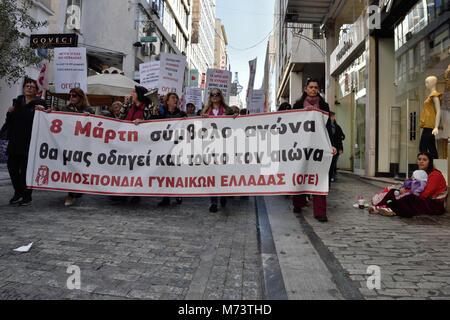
[[295, 212, 364, 300], [254, 196, 288, 300]]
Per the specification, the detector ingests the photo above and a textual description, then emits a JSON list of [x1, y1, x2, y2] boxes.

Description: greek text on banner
[[26, 110, 333, 196]]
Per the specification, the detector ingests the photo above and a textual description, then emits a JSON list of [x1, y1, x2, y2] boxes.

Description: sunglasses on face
[[70, 94, 79, 98], [210, 92, 221, 97]]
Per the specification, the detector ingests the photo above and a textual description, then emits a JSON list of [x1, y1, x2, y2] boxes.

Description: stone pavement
[[0, 184, 262, 299], [264, 173, 450, 300], [1, 164, 450, 300]]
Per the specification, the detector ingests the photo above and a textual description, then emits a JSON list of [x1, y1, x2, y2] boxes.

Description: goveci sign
[[30, 34, 78, 49]]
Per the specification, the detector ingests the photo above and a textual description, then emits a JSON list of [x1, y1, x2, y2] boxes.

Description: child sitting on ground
[[394, 170, 428, 199], [369, 170, 428, 216]]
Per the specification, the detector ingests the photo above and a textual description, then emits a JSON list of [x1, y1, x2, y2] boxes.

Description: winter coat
[[119, 102, 158, 121], [162, 108, 187, 119], [329, 122, 345, 151], [292, 95, 333, 140], [5, 95, 47, 155]]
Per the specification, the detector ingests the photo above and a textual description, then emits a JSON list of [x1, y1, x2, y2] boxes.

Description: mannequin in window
[[419, 76, 442, 159]]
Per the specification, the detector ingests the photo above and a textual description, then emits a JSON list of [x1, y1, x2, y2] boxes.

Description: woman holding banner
[[5, 77, 47, 206], [36, 87, 92, 206], [292, 78, 337, 223], [201, 88, 236, 213], [158, 92, 185, 207], [62, 88, 93, 206], [119, 86, 160, 124]]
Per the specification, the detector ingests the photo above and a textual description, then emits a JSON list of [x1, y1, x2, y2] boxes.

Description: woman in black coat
[[328, 112, 345, 182], [5, 78, 47, 206], [292, 78, 337, 222]]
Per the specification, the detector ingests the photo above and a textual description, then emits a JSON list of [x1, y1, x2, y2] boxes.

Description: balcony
[[286, 0, 332, 24]]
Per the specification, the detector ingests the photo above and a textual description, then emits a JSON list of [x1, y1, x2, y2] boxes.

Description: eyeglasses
[[70, 94, 79, 98], [210, 92, 221, 97], [24, 85, 37, 90]]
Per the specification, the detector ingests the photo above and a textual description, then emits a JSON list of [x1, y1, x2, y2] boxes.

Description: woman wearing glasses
[[62, 88, 94, 206], [292, 78, 337, 223], [36, 87, 93, 206], [201, 88, 236, 213], [5, 77, 47, 206], [158, 92, 186, 207]]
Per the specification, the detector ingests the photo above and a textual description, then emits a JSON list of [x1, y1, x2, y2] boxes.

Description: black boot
[[9, 194, 22, 205], [209, 204, 218, 213], [315, 215, 328, 223], [158, 197, 170, 207]]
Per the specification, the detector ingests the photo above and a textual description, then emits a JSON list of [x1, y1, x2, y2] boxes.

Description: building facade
[[0, 0, 54, 116], [189, 0, 216, 88], [322, 0, 448, 184], [214, 18, 228, 70], [274, 0, 327, 107]]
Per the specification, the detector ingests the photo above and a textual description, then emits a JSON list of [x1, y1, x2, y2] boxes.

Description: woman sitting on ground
[[370, 152, 447, 217]]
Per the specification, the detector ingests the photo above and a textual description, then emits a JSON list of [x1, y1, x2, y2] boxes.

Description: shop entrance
[[354, 95, 366, 174]]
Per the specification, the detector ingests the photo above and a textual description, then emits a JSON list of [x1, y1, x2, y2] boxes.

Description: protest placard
[[139, 61, 160, 91], [185, 87, 203, 112], [203, 69, 232, 105], [54, 47, 87, 93], [248, 90, 265, 114], [158, 52, 186, 96]]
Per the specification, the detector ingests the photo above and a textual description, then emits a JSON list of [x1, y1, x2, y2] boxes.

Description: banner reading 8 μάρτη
[[26, 109, 332, 196]]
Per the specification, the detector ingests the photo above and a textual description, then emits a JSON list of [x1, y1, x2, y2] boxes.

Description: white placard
[[248, 90, 265, 114], [158, 52, 187, 96], [27, 110, 332, 196], [203, 69, 232, 105], [54, 47, 87, 94], [185, 87, 203, 112], [139, 61, 160, 91]]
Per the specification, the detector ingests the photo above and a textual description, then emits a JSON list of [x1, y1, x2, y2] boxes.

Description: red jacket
[[420, 169, 447, 201]]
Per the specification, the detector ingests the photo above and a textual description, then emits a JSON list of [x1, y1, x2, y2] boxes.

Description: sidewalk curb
[[254, 196, 288, 300]]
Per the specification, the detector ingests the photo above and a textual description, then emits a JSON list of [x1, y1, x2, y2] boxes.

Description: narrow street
[[1, 165, 449, 300]]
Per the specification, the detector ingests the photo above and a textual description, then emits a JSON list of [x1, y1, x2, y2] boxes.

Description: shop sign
[[330, 13, 366, 75], [30, 34, 78, 49]]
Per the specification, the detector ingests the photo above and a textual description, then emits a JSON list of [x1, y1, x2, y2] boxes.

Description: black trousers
[[329, 154, 340, 180], [419, 128, 438, 159], [7, 153, 32, 199]]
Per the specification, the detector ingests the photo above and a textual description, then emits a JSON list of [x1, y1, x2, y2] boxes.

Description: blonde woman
[[201, 88, 238, 212]]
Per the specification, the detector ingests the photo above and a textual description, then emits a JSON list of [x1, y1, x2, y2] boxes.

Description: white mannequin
[[425, 76, 441, 135]]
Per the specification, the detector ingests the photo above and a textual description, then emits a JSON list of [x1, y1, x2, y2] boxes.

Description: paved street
[[0, 177, 262, 300], [0, 166, 449, 300], [264, 174, 450, 300]]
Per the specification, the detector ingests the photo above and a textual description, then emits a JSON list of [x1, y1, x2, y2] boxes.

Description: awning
[[286, 0, 333, 24]]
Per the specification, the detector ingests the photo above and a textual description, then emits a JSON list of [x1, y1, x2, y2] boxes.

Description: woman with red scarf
[[119, 86, 159, 203], [201, 88, 236, 213], [119, 86, 160, 123], [292, 78, 337, 223]]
